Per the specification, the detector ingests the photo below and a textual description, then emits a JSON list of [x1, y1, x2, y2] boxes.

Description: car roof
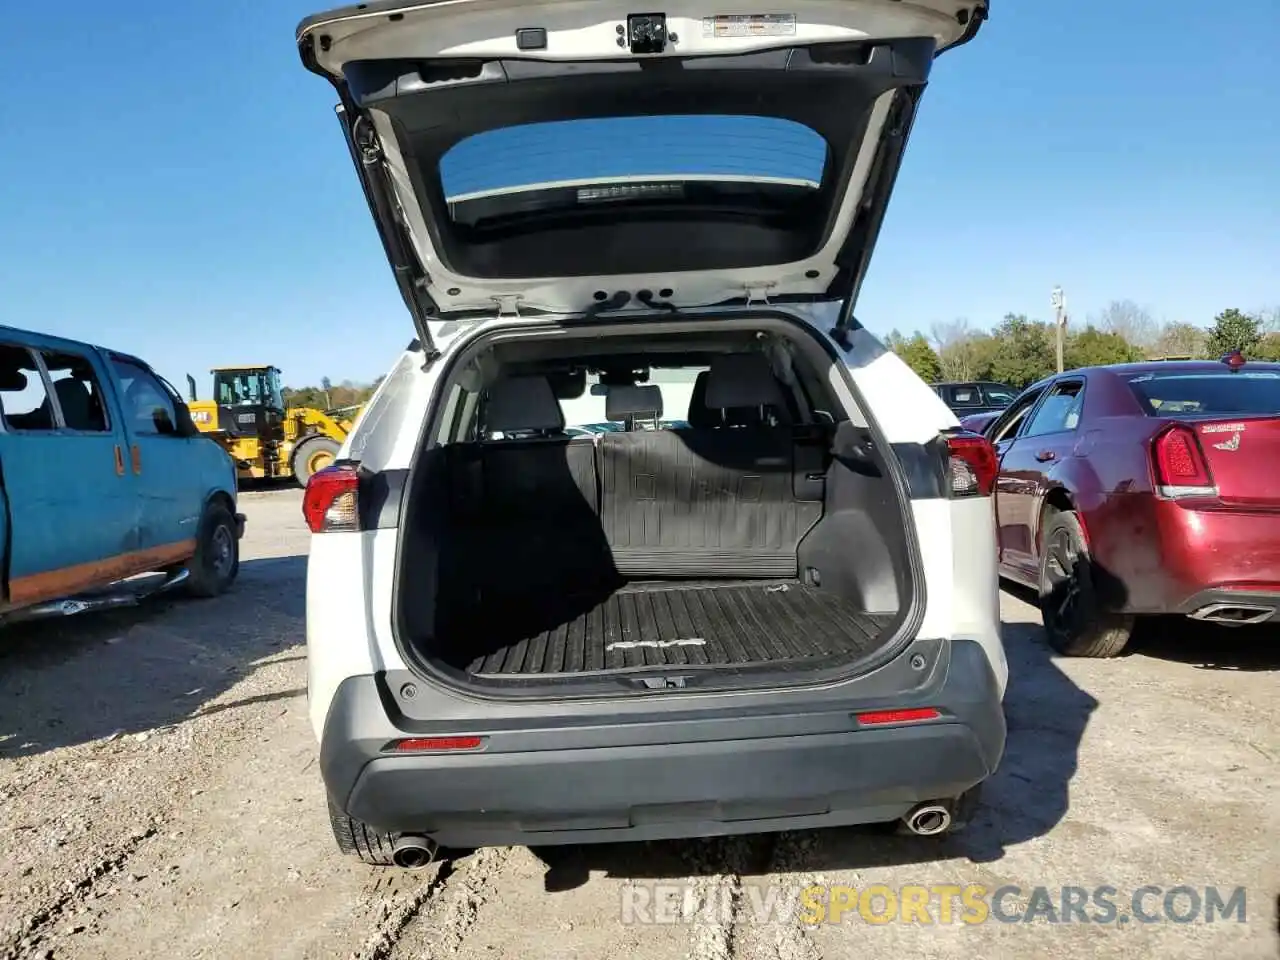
[[1098, 359, 1280, 375], [0, 324, 155, 369], [1051, 359, 1280, 383]]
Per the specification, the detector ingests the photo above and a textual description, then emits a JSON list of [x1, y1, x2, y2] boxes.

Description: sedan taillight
[[1151, 425, 1217, 498], [302, 464, 361, 533]]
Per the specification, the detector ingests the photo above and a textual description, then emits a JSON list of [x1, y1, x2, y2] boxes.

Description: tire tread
[[328, 798, 395, 866], [1039, 510, 1133, 658]]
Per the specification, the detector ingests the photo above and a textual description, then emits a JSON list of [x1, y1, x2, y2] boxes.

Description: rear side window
[[946, 385, 982, 407], [1125, 371, 1280, 416], [0, 344, 53, 431], [990, 388, 1044, 443], [40, 350, 110, 432], [1022, 381, 1085, 438]]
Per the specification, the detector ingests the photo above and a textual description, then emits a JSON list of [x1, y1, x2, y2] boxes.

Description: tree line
[[281, 375, 384, 412], [885, 303, 1280, 388]]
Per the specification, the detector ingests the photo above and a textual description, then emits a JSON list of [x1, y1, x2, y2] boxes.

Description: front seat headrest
[[484, 376, 565, 433], [605, 384, 664, 422], [704, 353, 787, 410]]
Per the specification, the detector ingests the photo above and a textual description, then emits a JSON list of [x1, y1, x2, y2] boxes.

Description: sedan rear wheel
[[1038, 510, 1133, 658]]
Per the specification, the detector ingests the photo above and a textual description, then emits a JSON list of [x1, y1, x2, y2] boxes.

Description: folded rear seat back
[[598, 354, 824, 579], [444, 376, 607, 600]]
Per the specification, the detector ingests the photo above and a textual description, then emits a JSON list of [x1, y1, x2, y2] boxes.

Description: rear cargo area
[[440, 580, 894, 677], [397, 328, 917, 691]]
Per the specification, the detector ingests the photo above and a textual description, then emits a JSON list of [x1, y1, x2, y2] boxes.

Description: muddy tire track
[[674, 831, 827, 960], [367, 846, 513, 960], [739, 831, 825, 960], [676, 836, 756, 960], [348, 856, 458, 960]]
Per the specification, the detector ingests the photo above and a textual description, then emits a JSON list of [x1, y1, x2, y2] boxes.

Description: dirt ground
[[1, 488, 1277, 960]]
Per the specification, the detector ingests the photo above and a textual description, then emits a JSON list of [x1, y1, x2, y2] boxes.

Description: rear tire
[[292, 435, 342, 487], [184, 503, 239, 598], [1038, 510, 1133, 658], [328, 798, 396, 866]]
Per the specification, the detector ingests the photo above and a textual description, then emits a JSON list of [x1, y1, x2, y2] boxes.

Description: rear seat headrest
[[704, 353, 786, 410], [605, 384, 664, 422], [484, 376, 565, 433], [687, 371, 715, 428]]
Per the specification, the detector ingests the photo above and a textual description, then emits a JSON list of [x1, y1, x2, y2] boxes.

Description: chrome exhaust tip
[[902, 802, 952, 836], [391, 834, 438, 869], [1188, 603, 1275, 626]]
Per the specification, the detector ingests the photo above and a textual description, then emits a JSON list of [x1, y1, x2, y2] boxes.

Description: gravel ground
[[1, 488, 1277, 960]]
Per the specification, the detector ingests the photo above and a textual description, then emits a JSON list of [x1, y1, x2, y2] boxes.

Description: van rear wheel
[[185, 503, 240, 598]]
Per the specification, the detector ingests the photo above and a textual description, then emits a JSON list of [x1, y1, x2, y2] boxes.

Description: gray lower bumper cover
[[320, 640, 1006, 847]]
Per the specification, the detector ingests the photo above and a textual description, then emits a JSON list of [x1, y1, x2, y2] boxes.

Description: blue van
[[0, 326, 243, 622]]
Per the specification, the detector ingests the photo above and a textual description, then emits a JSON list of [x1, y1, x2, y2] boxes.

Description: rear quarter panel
[[307, 529, 405, 739], [813, 318, 1005, 695], [1041, 378, 1168, 609]]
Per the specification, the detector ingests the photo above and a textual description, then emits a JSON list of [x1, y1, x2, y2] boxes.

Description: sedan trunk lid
[[1193, 417, 1280, 507], [1128, 366, 1280, 507]]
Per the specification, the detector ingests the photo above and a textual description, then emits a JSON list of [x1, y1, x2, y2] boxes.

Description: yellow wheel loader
[[185, 366, 362, 486]]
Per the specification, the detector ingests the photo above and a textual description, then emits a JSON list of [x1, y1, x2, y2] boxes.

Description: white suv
[[297, 0, 1005, 868]]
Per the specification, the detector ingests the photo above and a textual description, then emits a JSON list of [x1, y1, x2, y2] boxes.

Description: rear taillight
[[945, 432, 998, 498], [302, 464, 361, 533], [1152, 425, 1216, 498]]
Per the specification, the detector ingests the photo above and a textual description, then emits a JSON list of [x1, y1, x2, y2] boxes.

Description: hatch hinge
[[492, 294, 524, 317], [743, 282, 775, 305], [352, 115, 383, 165]]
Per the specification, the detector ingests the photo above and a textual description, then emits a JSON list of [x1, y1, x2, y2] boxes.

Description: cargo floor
[[435, 581, 895, 677]]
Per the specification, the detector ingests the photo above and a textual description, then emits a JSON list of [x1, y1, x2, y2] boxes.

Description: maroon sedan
[[965, 354, 1280, 656]]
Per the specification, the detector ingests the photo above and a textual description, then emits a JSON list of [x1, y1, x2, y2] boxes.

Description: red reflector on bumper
[[855, 708, 941, 726], [391, 736, 485, 752]]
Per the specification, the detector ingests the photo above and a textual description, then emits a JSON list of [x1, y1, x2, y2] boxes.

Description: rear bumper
[[320, 639, 1006, 847], [1112, 500, 1280, 614]]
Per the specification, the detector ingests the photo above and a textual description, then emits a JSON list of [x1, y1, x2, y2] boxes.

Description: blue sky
[[0, 1, 1276, 391]]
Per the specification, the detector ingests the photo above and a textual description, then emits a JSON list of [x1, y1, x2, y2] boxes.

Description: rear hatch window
[[443, 115, 827, 223], [434, 111, 833, 274]]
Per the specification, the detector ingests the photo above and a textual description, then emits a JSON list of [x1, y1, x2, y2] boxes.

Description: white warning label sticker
[[702, 13, 798, 38]]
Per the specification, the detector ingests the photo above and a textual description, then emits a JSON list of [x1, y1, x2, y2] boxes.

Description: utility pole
[[1051, 286, 1067, 373]]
